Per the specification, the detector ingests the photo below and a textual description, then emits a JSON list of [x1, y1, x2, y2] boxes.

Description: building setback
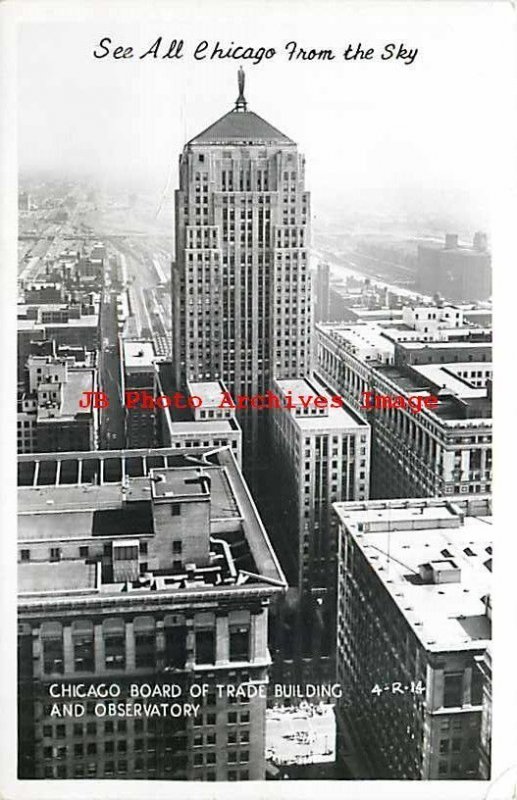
[[172, 70, 311, 468], [17, 446, 286, 781], [333, 497, 492, 780]]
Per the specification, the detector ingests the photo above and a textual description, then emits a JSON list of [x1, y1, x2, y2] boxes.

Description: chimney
[[445, 234, 458, 249], [473, 231, 488, 252]]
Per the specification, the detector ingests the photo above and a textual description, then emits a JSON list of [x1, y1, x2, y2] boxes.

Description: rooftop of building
[[168, 419, 240, 435], [122, 340, 155, 369], [396, 340, 492, 352], [375, 364, 492, 422], [35, 369, 95, 421], [318, 323, 395, 359], [334, 498, 492, 652], [18, 314, 98, 331], [274, 376, 368, 431], [418, 241, 490, 255], [188, 108, 294, 146], [18, 447, 286, 602], [187, 380, 230, 407], [411, 363, 490, 400], [19, 561, 98, 594]]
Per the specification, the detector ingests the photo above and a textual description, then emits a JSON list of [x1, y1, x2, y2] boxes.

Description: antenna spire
[[235, 67, 247, 111]]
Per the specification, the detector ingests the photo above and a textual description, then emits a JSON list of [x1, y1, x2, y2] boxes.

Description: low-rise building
[[17, 354, 98, 453]]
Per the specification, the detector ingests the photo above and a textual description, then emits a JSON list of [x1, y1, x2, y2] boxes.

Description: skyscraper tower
[[172, 70, 312, 464]]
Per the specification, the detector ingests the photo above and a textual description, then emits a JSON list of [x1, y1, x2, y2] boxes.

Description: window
[[229, 626, 250, 662], [41, 622, 64, 675], [50, 547, 61, 562], [79, 546, 89, 558], [172, 540, 182, 554], [134, 616, 156, 669], [443, 672, 463, 708], [139, 542, 148, 555], [195, 629, 215, 665], [20, 549, 30, 562], [72, 620, 94, 672], [439, 739, 449, 754], [104, 618, 125, 670], [171, 504, 181, 516]]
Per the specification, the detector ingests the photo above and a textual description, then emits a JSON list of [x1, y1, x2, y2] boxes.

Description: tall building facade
[[270, 376, 370, 681], [314, 262, 330, 323], [172, 71, 311, 462], [18, 447, 286, 781], [121, 340, 157, 449], [334, 497, 492, 780]]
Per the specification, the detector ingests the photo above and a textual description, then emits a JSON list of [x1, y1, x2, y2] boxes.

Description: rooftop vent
[[419, 559, 461, 585]]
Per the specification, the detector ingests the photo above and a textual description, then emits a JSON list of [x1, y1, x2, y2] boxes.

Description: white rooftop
[[336, 503, 492, 652], [123, 340, 155, 369]]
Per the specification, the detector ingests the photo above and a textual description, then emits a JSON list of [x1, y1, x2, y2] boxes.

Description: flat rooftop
[[319, 324, 395, 360], [398, 341, 492, 352], [36, 369, 95, 421], [18, 448, 286, 600], [18, 561, 97, 594], [335, 501, 492, 652], [168, 419, 239, 435], [123, 340, 155, 369], [375, 364, 492, 421], [411, 363, 489, 399], [187, 380, 229, 407], [18, 315, 98, 331], [275, 377, 367, 431]]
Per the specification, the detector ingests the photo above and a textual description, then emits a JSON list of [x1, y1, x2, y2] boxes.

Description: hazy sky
[[17, 1, 511, 230]]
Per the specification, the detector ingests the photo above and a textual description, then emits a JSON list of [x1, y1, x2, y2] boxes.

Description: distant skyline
[[17, 3, 508, 231]]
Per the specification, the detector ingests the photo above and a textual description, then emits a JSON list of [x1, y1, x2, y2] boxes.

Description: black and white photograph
[[1, 0, 515, 797]]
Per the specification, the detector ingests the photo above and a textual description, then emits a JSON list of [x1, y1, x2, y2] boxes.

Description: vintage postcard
[[0, 1, 515, 798]]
